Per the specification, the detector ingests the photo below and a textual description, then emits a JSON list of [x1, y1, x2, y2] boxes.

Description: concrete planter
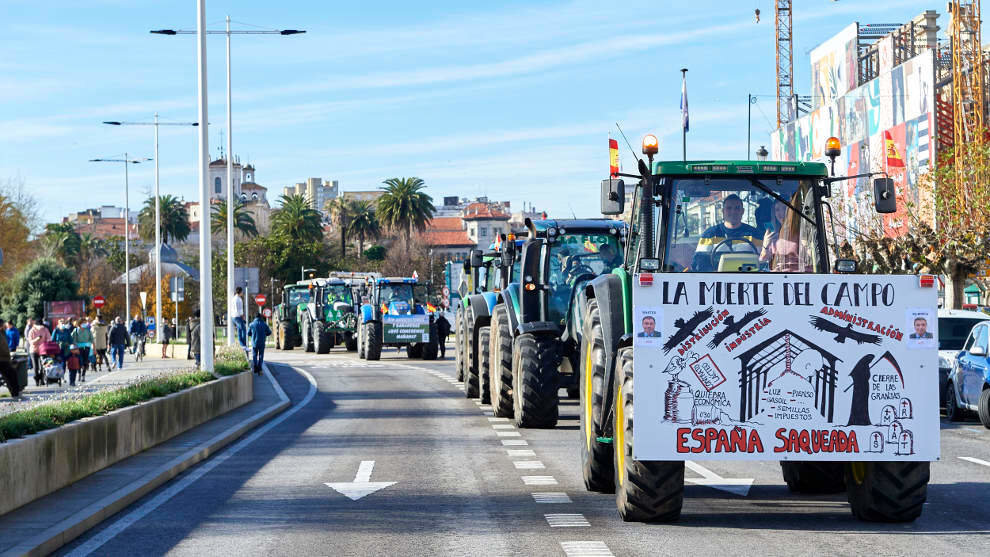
[[0, 371, 252, 517]]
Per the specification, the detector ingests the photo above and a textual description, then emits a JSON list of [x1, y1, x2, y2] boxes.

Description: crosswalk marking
[[506, 449, 536, 457], [501, 439, 528, 446], [513, 460, 545, 470], [496, 431, 522, 437], [532, 492, 571, 504], [544, 513, 590, 527], [492, 424, 515, 430], [522, 476, 558, 486], [487, 417, 509, 422], [560, 541, 614, 556]]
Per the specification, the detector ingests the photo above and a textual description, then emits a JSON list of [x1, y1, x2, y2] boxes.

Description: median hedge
[[0, 371, 214, 443], [214, 345, 250, 376]]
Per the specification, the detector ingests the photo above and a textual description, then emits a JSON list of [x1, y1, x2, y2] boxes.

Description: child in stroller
[[39, 340, 65, 386]]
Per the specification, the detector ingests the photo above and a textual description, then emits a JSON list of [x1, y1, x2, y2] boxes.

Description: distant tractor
[[274, 282, 311, 351], [357, 277, 441, 361], [299, 278, 360, 353]]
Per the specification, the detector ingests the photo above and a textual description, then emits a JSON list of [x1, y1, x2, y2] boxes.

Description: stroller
[[39, 341, 65, 386]]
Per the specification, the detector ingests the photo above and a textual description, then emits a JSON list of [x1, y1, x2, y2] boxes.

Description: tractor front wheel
[[313, 321, 330, 354], [278, 321, 294, 351], [780, 461, 845, 494], [489, 305, 514, 418], [580, 299, 614, 493], [846, 461, 929, 522], [365, 321, 382, 361], [511, 334, 560, 428]]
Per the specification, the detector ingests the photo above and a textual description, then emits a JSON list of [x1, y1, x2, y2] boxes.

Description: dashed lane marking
[[959, 456, 990, 468], [522, 476, 558, 486], [502, 439, 528, 446], [487, 417, 509, 422], [513, 460, 545, 470], [532, 492, 572, 504], [492, 424, 516, 430], [560, 541, 614, 556], [496, 431, 522, 437], [506, 449, 536, 457], [544, 514, 590, 527]]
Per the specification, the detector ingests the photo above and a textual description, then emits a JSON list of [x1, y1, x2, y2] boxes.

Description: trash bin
[[12, 353, 28, 391]]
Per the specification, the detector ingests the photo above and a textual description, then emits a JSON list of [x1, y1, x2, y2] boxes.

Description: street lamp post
[[301, 267, 316, 281], [152, 21, 304, 346], [90, 154, 151, 322], [103, 117, 197, 342]]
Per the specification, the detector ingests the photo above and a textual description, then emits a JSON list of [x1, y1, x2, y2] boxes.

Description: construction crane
[[949, 0, 985, 201], [775, 1, 795, 128]]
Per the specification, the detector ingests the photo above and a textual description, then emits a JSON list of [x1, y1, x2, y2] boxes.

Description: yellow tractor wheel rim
[[849, 461, 867, 485], [615, 379, 626, 486], [584, 344, 594, 451]]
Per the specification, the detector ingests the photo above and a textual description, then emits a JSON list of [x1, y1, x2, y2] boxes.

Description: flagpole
[[681, 68, 688, 161]]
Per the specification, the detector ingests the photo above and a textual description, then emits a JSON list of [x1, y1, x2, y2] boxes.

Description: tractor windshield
[[664, 177, 823, 273], [546, 232, 621, 324], [379, 283, 414, 305], [287, 289, 310, 305], [324, 285, 353, 305]]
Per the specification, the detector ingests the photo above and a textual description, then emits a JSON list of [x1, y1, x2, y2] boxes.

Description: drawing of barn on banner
[[735, 330, 841, 423]]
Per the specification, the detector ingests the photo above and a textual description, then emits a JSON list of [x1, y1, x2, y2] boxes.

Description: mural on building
[[774, 31, 936, 239]]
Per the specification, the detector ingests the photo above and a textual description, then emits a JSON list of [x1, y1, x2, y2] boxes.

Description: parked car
[[938, 309, 990, 407], [945, 318, 990, 427]]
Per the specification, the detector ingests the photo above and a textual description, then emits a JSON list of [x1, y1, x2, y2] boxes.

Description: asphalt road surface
[[60, 348, 990, 556]]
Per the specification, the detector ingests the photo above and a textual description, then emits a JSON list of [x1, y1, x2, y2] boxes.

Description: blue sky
[[1, 0, 944, 223]]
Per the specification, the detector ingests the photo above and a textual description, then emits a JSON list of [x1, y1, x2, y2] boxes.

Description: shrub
[[215, 344, 250, 376]]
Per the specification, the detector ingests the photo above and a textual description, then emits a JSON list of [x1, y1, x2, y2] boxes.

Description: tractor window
[[379, 283, 414, 305], [545, 232, 621, 324], [324, 285, 353, 305], [287, 289, 310, 305], [663, 177, 822, 273]]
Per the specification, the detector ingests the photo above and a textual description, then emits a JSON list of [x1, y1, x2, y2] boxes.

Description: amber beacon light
[[642, 134, 659, 156]]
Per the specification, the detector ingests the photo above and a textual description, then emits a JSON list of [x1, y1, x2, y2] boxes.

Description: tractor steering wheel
[[709, 238, 759, 271]]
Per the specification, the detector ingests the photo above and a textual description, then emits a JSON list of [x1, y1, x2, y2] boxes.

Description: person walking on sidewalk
[[189, 310, 202, 367], [26, 318, 50, 386], [248, 313, 272, 375], [53, 319, 73, 358], [5, 320, 20, 353], [66, 344, 82, 387], [128, 314, 147, 356], [108, 317, 129, 370], [0, 329, 21, 397], [91, 317, 110, 371], [232, 286, 247, 348], [436, 313, 451, 359], [161, 321, 173, 358], [71, 319, 94, 382]]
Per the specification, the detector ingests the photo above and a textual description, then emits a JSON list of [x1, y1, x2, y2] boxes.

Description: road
[[60, 348, 990, 556]]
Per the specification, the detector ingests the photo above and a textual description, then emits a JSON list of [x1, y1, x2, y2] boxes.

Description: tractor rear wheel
[[613, 347, 684, 522], [846, 461, 929, 522], [278, 321, 293, 351], [580, 299, 614, 493], [477, 326, 491, 404], [302, 319, 314, 353], [314, 321, 330, 354], [489, 304, 514, 418], [422, 321, 439, 360], [407, 343, 423, 358], [365, 321, 382, 361], [454, 310, 465, 381], [511, 333, 560, 428], [780, 461, 845, 494], [345, 332, 358, 352], [464, 317, 481, 398]]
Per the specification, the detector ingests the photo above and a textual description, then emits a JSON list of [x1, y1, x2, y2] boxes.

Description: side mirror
[[970, 345, 986, 357], [873, 178, 896, 214], [470, 249, 483, 268], [834, 259, 858, 273], [601, 179, 625, 215]]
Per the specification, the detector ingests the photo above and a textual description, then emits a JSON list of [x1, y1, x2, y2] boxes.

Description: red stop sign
[[93, 296, 106, 308], [254, 294, 267, 306]]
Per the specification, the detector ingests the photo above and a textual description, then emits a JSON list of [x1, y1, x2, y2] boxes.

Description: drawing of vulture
[[809, 316, 882, 345], [662, 306, 714, 354], [708, 308, 768, 348]]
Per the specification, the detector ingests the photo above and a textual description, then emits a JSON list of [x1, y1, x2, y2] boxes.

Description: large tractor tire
[[845, 461, 929, 522], [302, 319, 314, 353], [511, 333, 560, 428], [345, 332, 358, 352], [313, 321, 331, 354], [489, 304, 514, 418], [422, 321, 439, 361], [464, 313, 482, 398], [780, 462, 845, 494], [454, 310, 465, 381], [275, 325, 282, 350], [580, 299, 614, 493], [613, 347, 684, 522], [407, 343, 424, 358], [978, 388, 990, 429], [477, 326, 492, 404], [278, 321, 294, 351], [365, 321, 382, 361]]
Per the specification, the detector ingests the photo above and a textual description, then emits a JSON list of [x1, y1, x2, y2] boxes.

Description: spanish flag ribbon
[[426, 302, 437, 313], [380, 303, 388, 315]]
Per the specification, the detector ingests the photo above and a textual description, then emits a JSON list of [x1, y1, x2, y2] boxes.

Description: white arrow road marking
[[684, 460, 754, 496], [959, 456, 990, 468], [325, 460, 396, 501]]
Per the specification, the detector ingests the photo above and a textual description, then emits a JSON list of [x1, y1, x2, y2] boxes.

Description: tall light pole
[[103, 117, 198, 343], [152, 21, 304, 346], [196, 0, 214, 372], [89, 154, 152, 322]]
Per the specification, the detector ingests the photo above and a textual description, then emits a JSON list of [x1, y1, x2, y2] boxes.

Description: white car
[[939, 308, 990, 406]]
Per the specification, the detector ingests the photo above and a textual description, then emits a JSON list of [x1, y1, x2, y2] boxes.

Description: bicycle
[[134, 335, 146, 362]]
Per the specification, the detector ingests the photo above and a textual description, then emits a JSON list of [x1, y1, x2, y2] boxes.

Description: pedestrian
[[66, 344, 82, 387], [248, 313, 272, 375], [108, 316, 129, 370], [53, 319, 73, 358], [26, 318, 50, 386], [92, 317, 110, 372], [189, 310, 202, 367], [0, 324, 22, 396], [232, 286, 247, 348], [71, 319, 94, 382], [128, 314, 147, 355], [161, 320, 173, 358], [436, 313, 451, 359], [5, 320, 21, 353], [22, 318, 34, 372]]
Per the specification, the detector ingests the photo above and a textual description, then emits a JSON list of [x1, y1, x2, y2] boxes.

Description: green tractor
[[578, 136, 935, 523], [298, 278, 360, 353], [484, 219, 626, 428], [274, 282, 311, 351]]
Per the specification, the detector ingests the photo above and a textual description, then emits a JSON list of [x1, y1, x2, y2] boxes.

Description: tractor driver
[[691, 194, 762, 271]]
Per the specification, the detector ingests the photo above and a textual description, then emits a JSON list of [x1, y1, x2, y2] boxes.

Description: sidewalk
[[0, 368, 290, 557]]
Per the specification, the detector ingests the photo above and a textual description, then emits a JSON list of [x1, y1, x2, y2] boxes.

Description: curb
[[7, 365, 291, 557]]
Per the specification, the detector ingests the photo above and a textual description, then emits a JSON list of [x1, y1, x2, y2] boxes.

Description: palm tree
[[272, 194, 323, 243], [211, 198, 259, 238], [138, 195, 191, 244], [41, 222, 81, 264], [347, 200, 381, 257], [78, 233, 108, 262], [325, 197, 353, 257], [377, 177, 435, 242]]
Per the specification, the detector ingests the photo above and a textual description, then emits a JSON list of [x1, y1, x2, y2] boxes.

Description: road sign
[[263, 307, 272, 318], [139, 291, 148, 309], [254, 294, 267, 306], [442, 286, 450, 297], [93, 296, 106, 309]]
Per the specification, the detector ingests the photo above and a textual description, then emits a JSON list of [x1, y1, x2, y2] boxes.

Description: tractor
[[298, 278, 360, 353], [485, 219, 626, 428], [357, 276, 441, 361], [577, 134, 936, 523], [274, 282, 311, 351]]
